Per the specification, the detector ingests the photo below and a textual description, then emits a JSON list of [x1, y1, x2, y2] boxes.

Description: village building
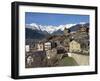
[[26, 51, 47, 68], [46, 49, 57, 59], [77, 26, 88, 34], [51, 41, 57, 49], [25, 45, 30, 52], [26, 56, 34, 66], [63, 38, 70, 51], [37, 41, 51, 51], [62, 27, 70, 50], [69, 39, 89, 54], [69, 40, 81, 53], [37, 43, 44, 51], [46, 47, 67, 61], [44, 42, 51, 50], [64, 27, 70, 36]]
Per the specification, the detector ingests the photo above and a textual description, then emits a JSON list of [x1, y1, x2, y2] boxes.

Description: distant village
[[25, 26, 89, 68]]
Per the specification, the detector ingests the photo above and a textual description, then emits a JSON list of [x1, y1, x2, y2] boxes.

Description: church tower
[[64, 27, 69, 36]]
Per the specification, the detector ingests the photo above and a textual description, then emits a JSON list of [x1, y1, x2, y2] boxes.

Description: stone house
[[64, 27, 70, 36], [46, 47, 67, 60], [26, 51, 46, 68], [37, 43, 44, 51], [44, 42, 51, 50], [69, 39, 89, 54], [25, 45, 30, 52], [37, 41, 51, 51], [69, 40, 81, 53]]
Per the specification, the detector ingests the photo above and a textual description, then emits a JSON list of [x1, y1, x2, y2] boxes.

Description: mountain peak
[[26, 23, 40, 30], [26, 22, 88, 34]]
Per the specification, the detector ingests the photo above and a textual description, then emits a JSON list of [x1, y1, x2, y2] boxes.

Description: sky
[[25, 12, 89, 26]]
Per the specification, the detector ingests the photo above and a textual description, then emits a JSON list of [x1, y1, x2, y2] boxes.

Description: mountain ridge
[[25, 23, 89, 39]]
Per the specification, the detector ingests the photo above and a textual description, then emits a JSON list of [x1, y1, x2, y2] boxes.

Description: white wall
[[0, 0, 99, 81]]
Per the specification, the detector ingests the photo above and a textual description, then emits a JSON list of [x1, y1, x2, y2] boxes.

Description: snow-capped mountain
[[26, 23, 41, 30], [25, 22, 89, 39], [26, 23, 84, 34]]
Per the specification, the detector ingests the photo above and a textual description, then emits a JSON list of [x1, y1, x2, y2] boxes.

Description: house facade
[[44, 42, 51, 50], [25, 45, 30, 52], [46, 49, 57, 59], [69, 40, 81, 52], [37, 42, 51, 51], [37, 43, 44, 51]]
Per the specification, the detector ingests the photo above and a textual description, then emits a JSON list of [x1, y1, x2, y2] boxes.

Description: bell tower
[[64, 27, 69, 36]]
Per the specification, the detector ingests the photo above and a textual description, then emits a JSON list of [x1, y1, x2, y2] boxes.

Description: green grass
[[57, 57, 78, 66]]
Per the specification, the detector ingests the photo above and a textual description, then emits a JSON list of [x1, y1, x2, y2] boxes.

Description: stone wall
[[71, 53, 89, 65]]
